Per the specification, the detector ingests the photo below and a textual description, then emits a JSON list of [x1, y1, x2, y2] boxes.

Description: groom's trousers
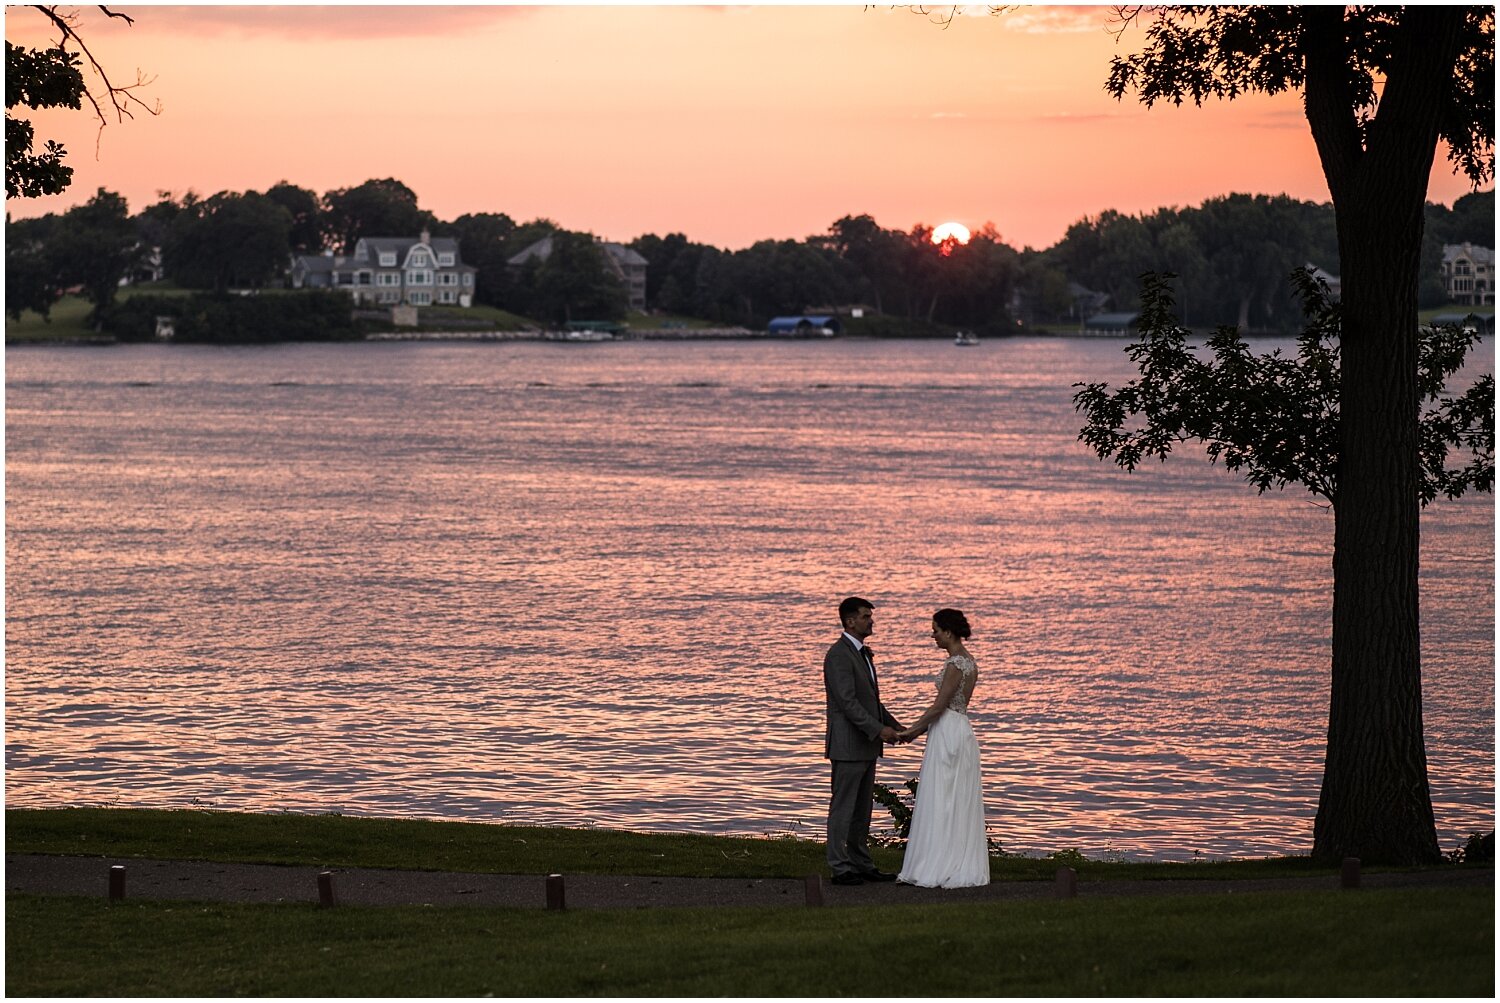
[[827, 758, 878, 876]]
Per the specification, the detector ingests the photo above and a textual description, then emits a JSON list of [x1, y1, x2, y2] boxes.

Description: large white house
[[291, 230, 477, 307], [1441, 242, 1494, 306]]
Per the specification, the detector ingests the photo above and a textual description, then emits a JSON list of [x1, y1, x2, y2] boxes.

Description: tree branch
[[30, 4, 160, 145], [1106, 5, 1145, 42], [1360, 7, 1466, 200], [1299, 7, 1364, 205]]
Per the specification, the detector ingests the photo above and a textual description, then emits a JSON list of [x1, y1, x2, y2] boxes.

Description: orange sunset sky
[[4, 3, 1486, 251]]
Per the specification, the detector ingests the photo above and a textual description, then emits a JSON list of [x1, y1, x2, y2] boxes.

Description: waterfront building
[[766, 315, 842, 336], [291, 230, 477, 307], [1441, 243, 1495, 306]]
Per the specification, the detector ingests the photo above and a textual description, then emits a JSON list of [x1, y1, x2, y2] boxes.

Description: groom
[[823, 595, 904, 885]]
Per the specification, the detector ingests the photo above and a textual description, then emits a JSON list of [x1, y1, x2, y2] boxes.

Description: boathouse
[[767, 315, 842, 336], [1082, 311, 1140, 336]]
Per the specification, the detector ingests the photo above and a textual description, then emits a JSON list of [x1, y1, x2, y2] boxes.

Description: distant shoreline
[[8, 327, 1148, 346]]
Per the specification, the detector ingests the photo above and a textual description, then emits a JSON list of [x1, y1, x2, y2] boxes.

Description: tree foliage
[[264, 181, 324, 255], [523, 231, 627, 324], [322, 178, 436, 253], [5, 41, 84, 198], [5, 214, 65, 320], [448, 211, 519, 307], [162, 191, 293, 294], [51, 187, 137, 323], [1075, 269, 1495, 506], [1106, 6, 1494, 187]]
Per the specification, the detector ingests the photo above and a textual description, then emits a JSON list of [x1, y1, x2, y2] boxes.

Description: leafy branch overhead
[[5, 5, 161, 199], [1104, 5, 1496, 187], [1073, 269, 1495, 508]]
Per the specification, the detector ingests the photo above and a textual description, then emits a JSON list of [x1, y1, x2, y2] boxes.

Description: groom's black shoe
[[859, 869, 898, 882], [830, 872, 864, 886]]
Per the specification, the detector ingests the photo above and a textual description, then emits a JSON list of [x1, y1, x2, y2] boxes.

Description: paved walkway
[[7, 854, 1491, 910]]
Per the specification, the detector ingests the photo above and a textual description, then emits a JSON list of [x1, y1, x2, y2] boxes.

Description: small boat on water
[[954, 331, 980, 346]]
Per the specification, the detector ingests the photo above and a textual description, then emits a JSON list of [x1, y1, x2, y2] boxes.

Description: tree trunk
[[1315, 198, 1439, 865], [1305, 7, 1462, 865]]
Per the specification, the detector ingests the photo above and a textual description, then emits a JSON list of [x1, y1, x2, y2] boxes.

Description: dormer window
[[410, 251, 430, 268], [379, 252, 397, 267], [438, 252, 455, 267]]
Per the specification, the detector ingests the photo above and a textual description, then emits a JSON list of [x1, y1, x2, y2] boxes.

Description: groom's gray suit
[[824, 631, 901, 879]]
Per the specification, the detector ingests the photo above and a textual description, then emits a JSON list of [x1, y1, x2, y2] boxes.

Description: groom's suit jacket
[[824, 636, 899, 761]]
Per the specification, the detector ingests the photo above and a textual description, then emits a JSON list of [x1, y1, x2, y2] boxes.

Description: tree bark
[[1305, 7, 1463, 865]]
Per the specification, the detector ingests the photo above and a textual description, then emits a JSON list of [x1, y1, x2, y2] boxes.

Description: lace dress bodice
[[941, 654, 977, 714]]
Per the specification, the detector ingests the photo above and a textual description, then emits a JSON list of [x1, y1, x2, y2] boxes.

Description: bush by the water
[[103, 291, 361, 343], [1449, 830, 1495, 865]]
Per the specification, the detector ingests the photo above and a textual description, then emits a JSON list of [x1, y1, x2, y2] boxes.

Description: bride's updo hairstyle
[[933, 608, 971, 639]]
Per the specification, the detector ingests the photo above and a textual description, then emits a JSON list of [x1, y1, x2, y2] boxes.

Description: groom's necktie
[[861, 646, 877, 687]]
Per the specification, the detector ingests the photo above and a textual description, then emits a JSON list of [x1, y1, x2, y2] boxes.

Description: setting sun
[[932, 222, 972, 245]]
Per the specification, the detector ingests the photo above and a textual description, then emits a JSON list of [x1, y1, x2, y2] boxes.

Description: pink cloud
[[103, 5, 534, 42]]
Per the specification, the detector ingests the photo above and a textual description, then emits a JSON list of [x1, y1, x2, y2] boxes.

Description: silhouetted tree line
[[6, 176, 1494, 334]]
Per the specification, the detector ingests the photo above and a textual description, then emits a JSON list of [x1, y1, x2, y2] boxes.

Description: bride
[[896, 608, 990, 888]]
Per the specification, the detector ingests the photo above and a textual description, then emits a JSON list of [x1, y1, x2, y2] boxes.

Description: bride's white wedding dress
[[898, 654, 990, 888]]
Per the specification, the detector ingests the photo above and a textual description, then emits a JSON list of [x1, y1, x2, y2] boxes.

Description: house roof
[[360, 235, 462, 253], [1084, 312, 1140, 327], [767, 315, 842, 332], [600, 241, 648, 266], [508, 235, 554, 265], [509, 234, 648, 268], [1443, 243, 1495, 264], [293, 255, 339, 274]]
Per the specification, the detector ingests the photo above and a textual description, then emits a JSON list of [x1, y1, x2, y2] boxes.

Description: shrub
[[872, 779, 918, 844], [101, 291, 360, 343], [1447, 830, 1495, 865]]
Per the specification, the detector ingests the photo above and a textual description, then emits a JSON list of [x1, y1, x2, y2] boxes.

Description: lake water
[[5, 337, 1493, 860]]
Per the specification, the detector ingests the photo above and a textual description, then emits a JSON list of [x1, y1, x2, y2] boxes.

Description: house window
[[358, 272, 372, 285], [462, 273, 472, 286], [379, 252, 397, 267], [407, 270, 433, 286], [438, 252, 455, 266], [439, 273, 458, 286], [439, 289, 456, 304], [409, 291, 432, 305], [377, 272, 400, 287], [378, 290, 400, 304], [410, 251, 430, 268]]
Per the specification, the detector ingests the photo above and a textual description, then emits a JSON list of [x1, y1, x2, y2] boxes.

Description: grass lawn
[[7, 808, 1343, 881], [5, 294, 113, 342], [416, 303, 536, 330], [1419, 302, 1495, 324], [6, 886, 1491, 996], [6, 809, 1492, 995], [625, 310, 724, 329]]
